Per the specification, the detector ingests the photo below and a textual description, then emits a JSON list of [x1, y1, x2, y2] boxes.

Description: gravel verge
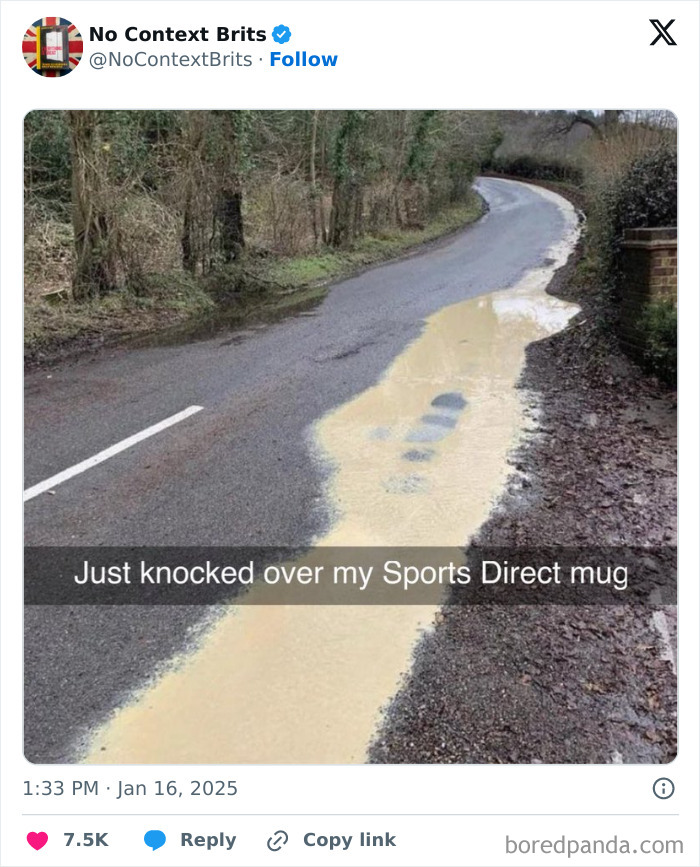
[[369, 245, 677, 765]]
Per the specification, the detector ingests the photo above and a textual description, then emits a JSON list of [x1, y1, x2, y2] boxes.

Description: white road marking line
[[24, 405, 204, 502]]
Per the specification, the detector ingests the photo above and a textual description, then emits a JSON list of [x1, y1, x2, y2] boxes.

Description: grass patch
[[264, 194, 484, 290]]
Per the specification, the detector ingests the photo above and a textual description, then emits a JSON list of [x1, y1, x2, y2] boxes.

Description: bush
[[638, 299, 677, 384], [588, 145, 677, 288], [609, 147, 677, 233]]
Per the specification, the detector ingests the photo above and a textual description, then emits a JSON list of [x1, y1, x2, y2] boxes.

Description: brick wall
[[618, 227, 677, 358]]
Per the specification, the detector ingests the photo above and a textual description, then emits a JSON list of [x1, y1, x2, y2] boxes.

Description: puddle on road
[[125, 286, 326, 350], [85, 187, 580, 765]]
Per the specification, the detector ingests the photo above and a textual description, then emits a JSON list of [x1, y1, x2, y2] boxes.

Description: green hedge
[[590, 145, 677, 289], [486, 154, 584, 186]]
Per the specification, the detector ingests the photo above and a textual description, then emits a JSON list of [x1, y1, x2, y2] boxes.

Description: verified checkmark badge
[[272, 24, 292, 44]]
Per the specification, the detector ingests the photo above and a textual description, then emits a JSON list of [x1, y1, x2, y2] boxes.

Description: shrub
[[610, 148, 677, 231], [638, 299, 677, 384], [588, 145, 677, 288]]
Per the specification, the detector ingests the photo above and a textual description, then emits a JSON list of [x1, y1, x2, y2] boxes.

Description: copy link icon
[[267, 830, 288, 852]]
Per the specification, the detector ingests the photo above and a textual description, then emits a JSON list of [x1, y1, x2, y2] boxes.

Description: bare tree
[[68, 111, 119, 298]]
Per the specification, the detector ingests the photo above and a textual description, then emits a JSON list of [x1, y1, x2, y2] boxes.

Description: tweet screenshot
[[1, 0, 697, 864]]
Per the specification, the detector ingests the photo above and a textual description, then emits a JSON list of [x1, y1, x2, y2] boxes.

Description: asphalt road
[[24, 177, 570, 762]]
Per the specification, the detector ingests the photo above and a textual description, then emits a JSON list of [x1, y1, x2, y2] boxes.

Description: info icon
[[652, 777, 675, 800], [22, 17, 83, 76]]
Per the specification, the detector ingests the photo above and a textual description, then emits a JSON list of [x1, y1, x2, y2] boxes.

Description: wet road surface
[[24, 178, 578, 762]]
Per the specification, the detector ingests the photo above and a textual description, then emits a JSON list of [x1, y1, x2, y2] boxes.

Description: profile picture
[[22, 17, 82, 77]]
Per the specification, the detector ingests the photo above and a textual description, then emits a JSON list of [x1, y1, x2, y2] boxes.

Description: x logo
[[650, 19, 677, 45]]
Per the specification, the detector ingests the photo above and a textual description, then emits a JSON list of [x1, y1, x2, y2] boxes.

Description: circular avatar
[[23, 17, 83, 77]]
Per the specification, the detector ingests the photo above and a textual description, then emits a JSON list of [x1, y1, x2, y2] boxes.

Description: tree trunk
[[318, 115, 329, 244], [68, 110, 118, 299], [328, 111, 365, 248], [180, 111, 205, 274], [329, 182, 351, 247], [181, 200, 195, 274], [216, 189, 244, 262], [309, 110, 320, 247], [210, 112, 246, 264]]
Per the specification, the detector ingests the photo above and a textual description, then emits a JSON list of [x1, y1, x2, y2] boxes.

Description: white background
[[1, 2, 698, 865]]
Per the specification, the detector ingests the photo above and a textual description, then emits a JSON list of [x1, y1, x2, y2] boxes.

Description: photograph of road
[[24, 110, 677, 764]]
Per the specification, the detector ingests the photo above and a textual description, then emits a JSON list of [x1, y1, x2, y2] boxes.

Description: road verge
[[25, 193, 485, 369]]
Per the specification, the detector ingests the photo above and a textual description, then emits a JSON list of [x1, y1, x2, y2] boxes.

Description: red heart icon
[[27, 832, 48, 851]]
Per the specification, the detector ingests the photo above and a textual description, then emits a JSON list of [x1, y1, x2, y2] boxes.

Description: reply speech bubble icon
[[144, 830, 166, 850]]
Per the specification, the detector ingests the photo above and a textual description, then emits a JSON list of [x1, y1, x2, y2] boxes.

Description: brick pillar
[[618, 227, 677, 358]]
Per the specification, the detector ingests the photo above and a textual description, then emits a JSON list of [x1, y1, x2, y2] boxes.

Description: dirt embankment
[[370, 246, 677, 765]]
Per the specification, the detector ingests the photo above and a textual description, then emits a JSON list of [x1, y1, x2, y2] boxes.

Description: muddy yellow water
[[85, 186, 579, 764]]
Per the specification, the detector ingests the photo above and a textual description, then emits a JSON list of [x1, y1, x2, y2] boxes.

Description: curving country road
[[24, 178, 577, 762]]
